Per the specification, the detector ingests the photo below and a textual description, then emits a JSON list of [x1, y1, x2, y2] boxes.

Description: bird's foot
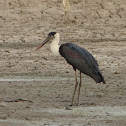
[[69, 103, 73, 106], [69, 103, 80, 106]]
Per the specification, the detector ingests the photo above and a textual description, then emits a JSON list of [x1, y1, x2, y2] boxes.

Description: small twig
[[96, 11, 101, 18], [5, 98, 33, 103]]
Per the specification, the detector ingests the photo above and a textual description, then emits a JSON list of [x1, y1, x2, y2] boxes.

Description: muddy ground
[[0, 0, 126, 125]]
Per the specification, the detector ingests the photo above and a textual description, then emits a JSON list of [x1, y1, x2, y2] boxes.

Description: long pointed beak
[[36, 36, 50, 50]]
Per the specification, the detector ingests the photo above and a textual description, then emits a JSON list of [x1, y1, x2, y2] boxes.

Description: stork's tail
[[93, 72, 106, 84], [101, 75, 106, 84], [98, 72, 106, 84]]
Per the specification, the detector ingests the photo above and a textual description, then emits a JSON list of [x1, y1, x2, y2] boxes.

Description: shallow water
[[0, 76, 74, 82], [33, 106, 126, 117], [0, 106, 126, 126]]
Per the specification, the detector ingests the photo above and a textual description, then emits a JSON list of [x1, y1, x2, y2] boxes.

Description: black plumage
[[59, 43, 105, 84]]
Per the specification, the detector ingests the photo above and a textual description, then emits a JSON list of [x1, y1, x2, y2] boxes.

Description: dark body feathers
[[59, 43, 105, 84]]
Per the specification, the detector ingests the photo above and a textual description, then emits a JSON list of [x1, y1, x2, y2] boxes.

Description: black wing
[[59, 43, 105, 83]]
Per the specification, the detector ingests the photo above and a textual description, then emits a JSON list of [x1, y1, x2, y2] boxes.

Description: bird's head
[[36, 32, 57, 50]]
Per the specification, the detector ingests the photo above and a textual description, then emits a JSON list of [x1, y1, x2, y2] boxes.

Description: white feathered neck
[[51, 33, 60, 56]]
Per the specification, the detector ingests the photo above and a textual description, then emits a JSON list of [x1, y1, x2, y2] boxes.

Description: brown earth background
[[0, 0, 126, 126]]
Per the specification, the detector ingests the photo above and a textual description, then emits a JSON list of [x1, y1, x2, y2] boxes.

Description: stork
[[36, 32, 105, 106]]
